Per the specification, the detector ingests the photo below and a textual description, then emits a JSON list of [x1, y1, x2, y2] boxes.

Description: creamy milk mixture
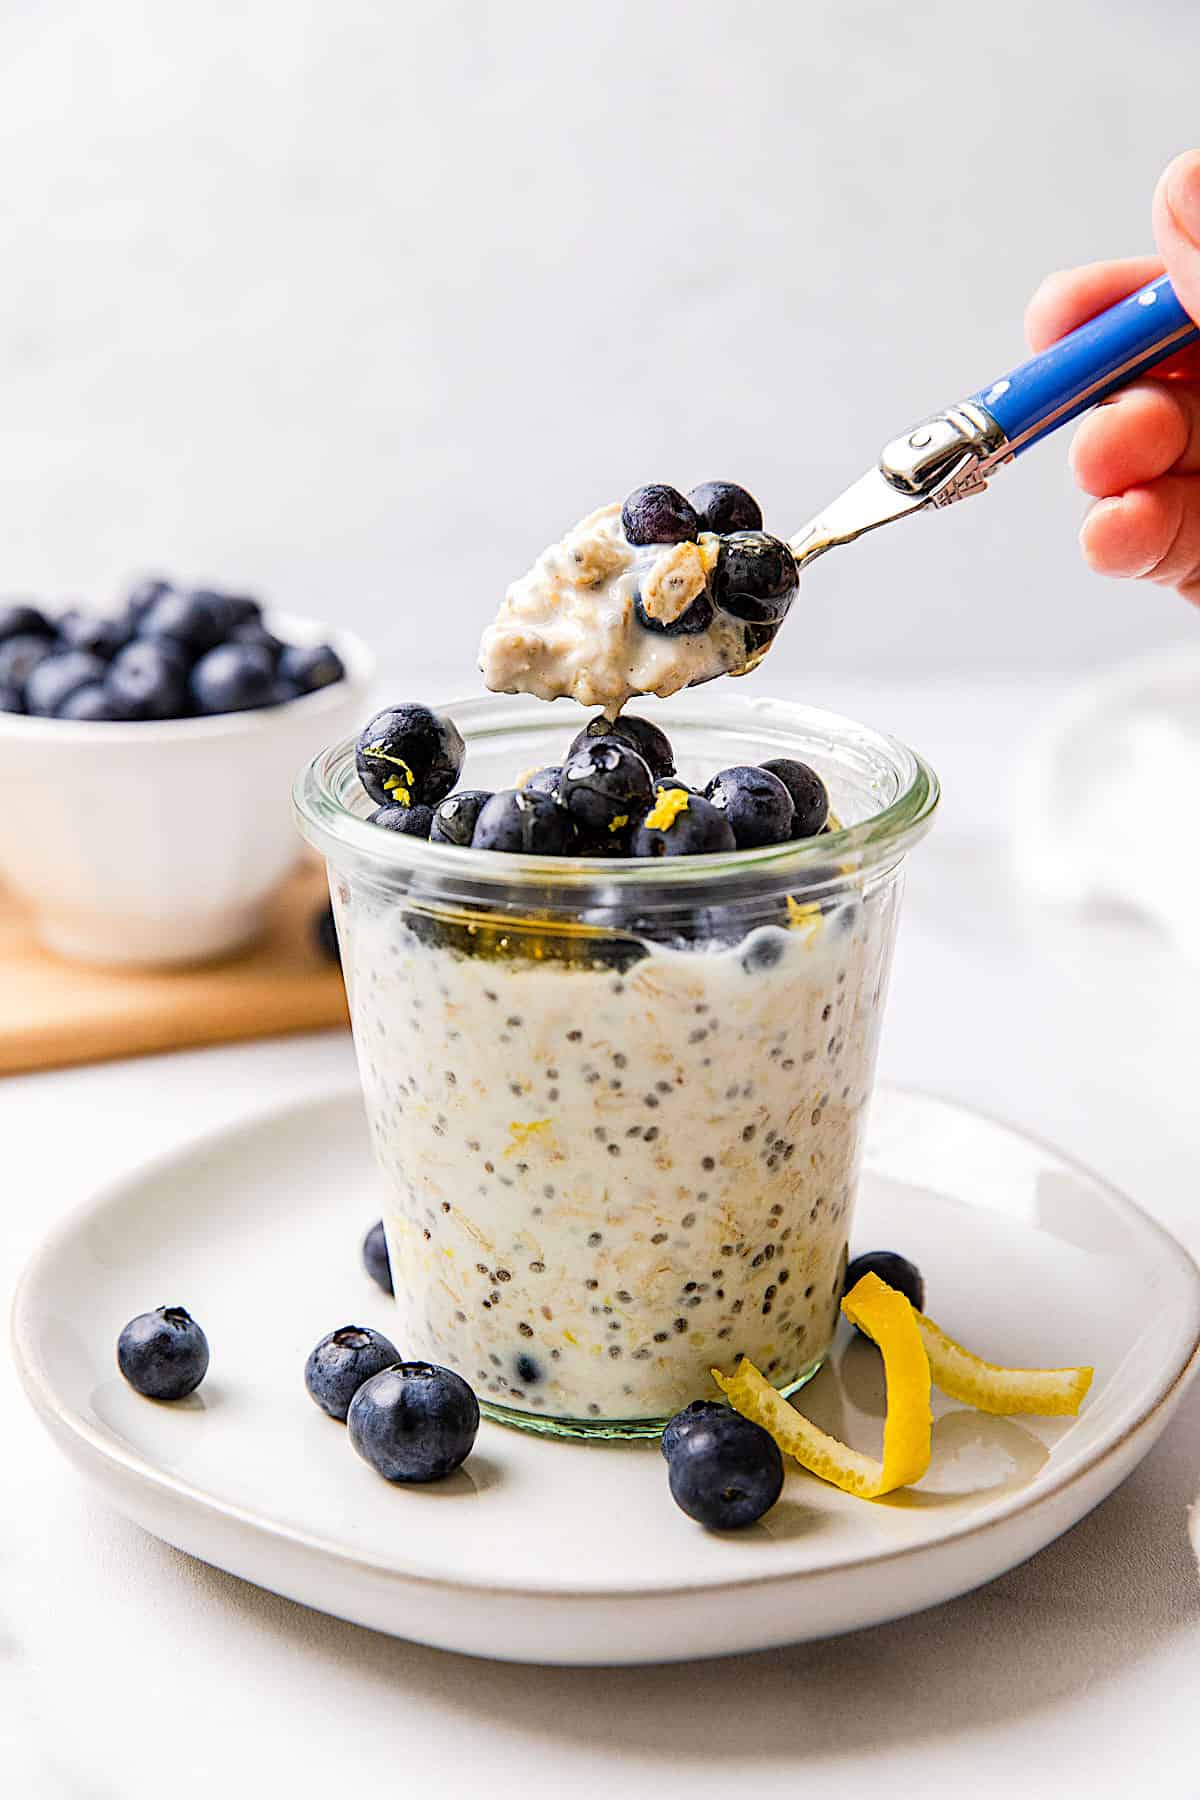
[[340, 879, 899, 1423], [479, 503, 772, 713]]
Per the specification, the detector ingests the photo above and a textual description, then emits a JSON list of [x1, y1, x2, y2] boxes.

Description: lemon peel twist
[[912, 1311, 1093, 1416]]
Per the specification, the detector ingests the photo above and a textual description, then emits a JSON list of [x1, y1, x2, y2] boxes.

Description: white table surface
[[5, 674, 1199, 1799]]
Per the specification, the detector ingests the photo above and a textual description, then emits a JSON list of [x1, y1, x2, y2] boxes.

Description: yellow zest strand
[[643, 788, 690, 832], [914, 1310, 1093, 1415]]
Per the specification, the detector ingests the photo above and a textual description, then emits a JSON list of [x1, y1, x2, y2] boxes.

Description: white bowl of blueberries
[[0, 578, 374, 966]]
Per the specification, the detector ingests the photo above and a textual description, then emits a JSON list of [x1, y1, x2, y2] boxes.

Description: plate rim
[[12, 1082, 1200, 1603]]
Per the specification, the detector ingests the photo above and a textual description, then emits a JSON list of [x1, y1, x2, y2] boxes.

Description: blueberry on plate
[[705, 765, 795, 849], [304, 1324, 401, 1421], [356, 703, 466, 809], [368, 802, 434, 837], [430, 789, 494, 847], [711, 532, 799, 626], [0, 602, 51, 642], [190, 642, 279, 714], [558, 741, 653, 845], [0, 632, 54, 693], [347, 1361, 480, 1483], [661, 1398, 727, 1461], [687, 481, 763, 535], [313, 902, 340, 964], [760, 757, 829, 838], [0, 683, 24, 713], [362, 1219, 393, 1295], [631, 790, 737, 857], [567, 713, 675, 780], [106, 639, 191, 720], [844, 1250, 925, 1316], [25, 650, 110, 718], [117, 1305, 210, 1400], [519, 765, 562, 797], [667, 1410, 784, 1528], [621, 483, 700, 547], [471, 788, 577, 854], [57, 609, 131, 661], [279, 641, 345, 694], [229, 622, 285, 662], [58, 683, 129, 721], [634, 588, 715, 637], [138, 589, 230, 655]]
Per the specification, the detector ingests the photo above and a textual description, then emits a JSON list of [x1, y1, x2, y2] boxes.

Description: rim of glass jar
[[293, 691, 939, 898]]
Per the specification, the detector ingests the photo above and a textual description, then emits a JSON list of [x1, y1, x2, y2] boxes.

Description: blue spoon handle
[[968, 274, 1199, 457]]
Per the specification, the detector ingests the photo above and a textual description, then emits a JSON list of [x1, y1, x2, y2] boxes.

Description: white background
[[0, 0, 1198, 680]]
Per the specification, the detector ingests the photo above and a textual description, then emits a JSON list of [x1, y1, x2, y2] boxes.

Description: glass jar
[[294, 692, 938, 1438]]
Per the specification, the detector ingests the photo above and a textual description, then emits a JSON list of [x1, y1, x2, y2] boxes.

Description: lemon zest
[[713, 1273, 931, 1498], [643, 788, 690, 832], [505, 1119, 552, 1157], [914, 1310, 1093, 1415], [608, 813, 629, 834]]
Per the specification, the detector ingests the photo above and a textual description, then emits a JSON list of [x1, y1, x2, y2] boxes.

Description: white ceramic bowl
[[0, 613, 375, 966]]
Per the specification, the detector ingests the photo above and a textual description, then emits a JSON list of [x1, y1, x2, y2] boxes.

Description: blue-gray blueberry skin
[[117, 1306, 210, 1401], [704, 765, 795, 849], [24, 651, 109, 718], [190, 642, 278, 714], [355, 703, 466, 809], [0, 602, 52, 642], [567, 713, 676, 780], [557, 741, 654, 845], [620, 483, 700, 547], [347, 1362, 480, 1483], [760, 758, 829, 839], [471, 788, 577, 855], [666, 1411, 784, 1529], [304, 1325, 401, 1421], [430, 789, 494, 847], [660, 1399, 726, 1461], [630, 792, 736, 858], [0, 633, 54, 694], [279, 641, 345, 694], [107, 640, 191, 720], [362, 1220, 393, 1294], [843, 1251, 925, 1331], [518, 766, 562, 798], [687, 481, 763, 535], [368, 802, 435, 837], [634, 588, 715, 638], [710, 532, 799, 626]]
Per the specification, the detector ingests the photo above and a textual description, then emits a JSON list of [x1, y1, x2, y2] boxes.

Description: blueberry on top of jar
[[705, 766, 795, 849], [519, 764, 563, 797], [558, 740, 654, 845], [567, 713, 675, 779], [687, 481, 763, 535], [430, 789, 493, 847], [621, 484, 701, 547], [631, 789, 736, 857], [356, 703, 466, 809], [369, 802, 435, 837], [711, 532, 799, 626], [760, 758, 829, 838], [471, 787, 577, 855]]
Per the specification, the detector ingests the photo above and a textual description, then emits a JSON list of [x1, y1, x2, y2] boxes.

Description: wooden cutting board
[[0, 861, 349, 1076]]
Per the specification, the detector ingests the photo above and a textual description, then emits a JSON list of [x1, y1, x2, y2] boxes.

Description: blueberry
[[279, 641, 345, 694], [314, 902, 340, 964], [558, 740, 653, 846], [0, 684, 23, 713], [58, 683, 129, 721], [368, 802, 434, 837], [229, 622, 285, 662], [190, 642, 279, 714], [117, 1305, 210, 1400], [363, 1219, 393, 1295], [621, 483, 700, 546], [519, 765, 563, 797], [472, 788, 577, 854], [661, 1398, 726, 1461], [199, 590, 260, 630], [760, 758, 829, 837], [711, 532, 799, 626], [304, 1324, 401, 1422], [356, 703, 466, 809], [0, 602, 51, 642], [844, 1251, 925, 1315], [57, 609, 130, 660], [667, 1411, 784, 1528], [567, 713, 675, 779], [705, 766, 794, 849], [106, 640, 191, 720], [138, 590, 229, 655], [740, 928, 788, 974], [631, 791, 736, 857], [25, 651, 110, 717], [347, 1361, 480, 1483], [634, 588, 714, 637], [430, 789, 493, 847], [687, 481, 763, 535], [653, 774, 701, 797], [0, 633, 53, 693], [124, 577, 174, 623]]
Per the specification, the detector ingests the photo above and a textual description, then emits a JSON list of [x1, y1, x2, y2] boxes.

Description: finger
[[1080, 476, 1200, 588], [1154, 150, 1200, 329], [1025, 257, 1165, 352], [1069, 380, 1200, 495]]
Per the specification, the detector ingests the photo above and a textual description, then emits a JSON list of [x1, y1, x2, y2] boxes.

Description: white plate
[[12, 1087, 1200, 1666]]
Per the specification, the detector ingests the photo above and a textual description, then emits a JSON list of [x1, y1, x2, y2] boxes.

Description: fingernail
[[1165, 150, 1200, 244]]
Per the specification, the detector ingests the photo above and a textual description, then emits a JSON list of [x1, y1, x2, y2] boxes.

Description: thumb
[[1153, 149, 1200, 327]]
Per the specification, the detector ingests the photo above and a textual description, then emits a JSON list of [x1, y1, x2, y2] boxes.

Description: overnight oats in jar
[[295, 691, 938, 1436]]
